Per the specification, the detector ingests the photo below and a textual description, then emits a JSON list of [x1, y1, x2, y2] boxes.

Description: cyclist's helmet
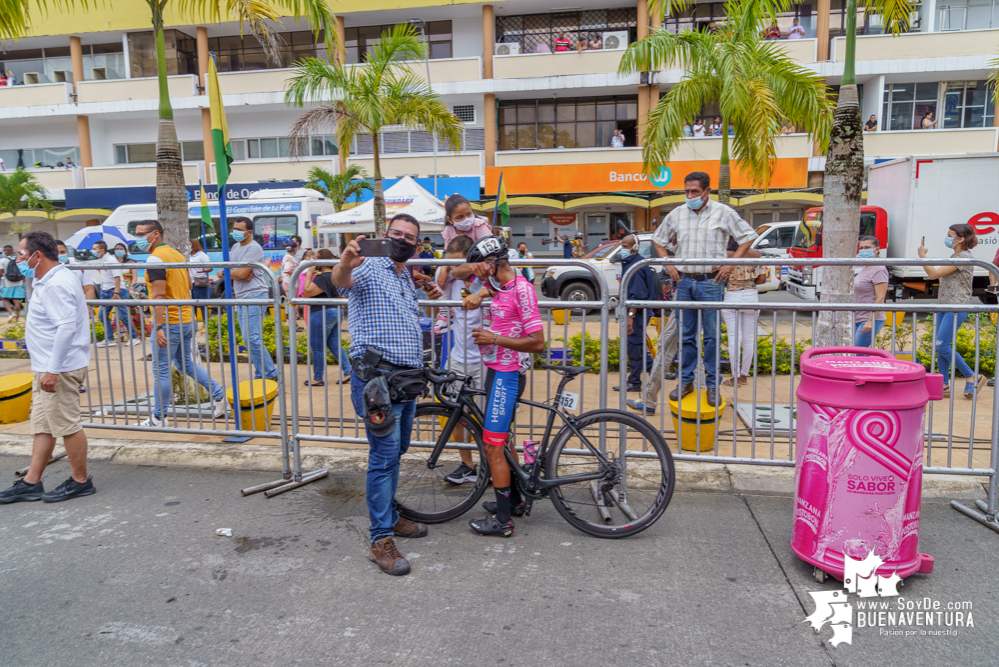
[[467, 235, 508, 264]]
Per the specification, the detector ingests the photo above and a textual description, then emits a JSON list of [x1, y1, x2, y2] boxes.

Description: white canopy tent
[[315, 175, 448, 234]]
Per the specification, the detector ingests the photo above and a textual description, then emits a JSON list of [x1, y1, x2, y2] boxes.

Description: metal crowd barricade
[[65, 262, 311, 497], [619, 256, 999, 534], [284, 257, 612, 481]]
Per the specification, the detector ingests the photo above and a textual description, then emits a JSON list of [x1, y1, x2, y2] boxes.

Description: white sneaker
[[139, 414, 166, 427], [128, 338, 143, 347], [213, 398, 228, 419], [96, 339, 117, 348]]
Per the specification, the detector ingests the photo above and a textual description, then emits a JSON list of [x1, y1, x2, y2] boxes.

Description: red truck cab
[[785, 205, 889, 300]]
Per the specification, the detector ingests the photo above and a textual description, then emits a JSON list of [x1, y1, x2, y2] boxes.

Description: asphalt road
[[1, 456, 996, 667]]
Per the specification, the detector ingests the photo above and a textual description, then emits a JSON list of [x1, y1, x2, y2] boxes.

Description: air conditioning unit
[[23, 72, 40, 85], [90, 67, 107, 80], [494, 43, 521, 56], [52, 70, 69, 83], [602, 31, 630, 50]]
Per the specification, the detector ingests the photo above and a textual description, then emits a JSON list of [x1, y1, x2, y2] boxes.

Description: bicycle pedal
[[523, 498, 534, 517]]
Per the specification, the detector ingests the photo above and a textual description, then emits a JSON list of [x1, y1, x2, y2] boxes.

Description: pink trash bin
[[792, 347, 944, 581]]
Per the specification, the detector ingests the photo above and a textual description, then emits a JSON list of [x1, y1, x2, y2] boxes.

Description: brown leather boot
[[369, 537, 410, 576], [394, 516, 428, 538]]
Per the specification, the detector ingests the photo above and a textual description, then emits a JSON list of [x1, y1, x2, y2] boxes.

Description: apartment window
[[663, 2, 816, 34], [453, 105, 475, 123], [113, 142, 203, 164], [348, 127, 484, 155], [207, 30, 326, 72], [344, 21, 451, 64], [943, 81, 996, 128], [230, 136, 330, 161], [937, 0, 999, 30], [0, 147, 79, 169], [128, 30, 197, 78], [498, 97, 638, 150], [495, 9, 636, 53], [0, 43, 125, 84], [882, 83, 940, 131]]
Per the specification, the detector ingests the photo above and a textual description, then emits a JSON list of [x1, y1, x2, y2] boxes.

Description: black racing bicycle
[[394, 365, 675, 539]]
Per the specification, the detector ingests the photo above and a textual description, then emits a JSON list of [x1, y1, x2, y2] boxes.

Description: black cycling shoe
[[41, 476, 96, 503], [469, 516, 514, 537], [481, 500, 527, 517], [0, 479, 44, 504]]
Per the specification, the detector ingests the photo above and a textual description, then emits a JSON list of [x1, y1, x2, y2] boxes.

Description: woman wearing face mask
[[721, 237, 766, 387], [918, 224, 987, 399], [442, 194, 491, 247], [114, 242, 144, 337], [515, 242, 535, 282], [853, 236, 888, 348], [0, 248, 27, 322]]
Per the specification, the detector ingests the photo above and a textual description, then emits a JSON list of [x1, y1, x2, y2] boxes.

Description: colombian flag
[[207, 58, 232, 189], [496, 175, 509, 226]]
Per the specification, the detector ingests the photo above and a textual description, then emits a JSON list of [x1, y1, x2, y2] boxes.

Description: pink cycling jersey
[[481, 276, 543, 372]]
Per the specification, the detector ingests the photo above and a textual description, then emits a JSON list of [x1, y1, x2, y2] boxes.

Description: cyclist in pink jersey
[[454, 235, 545, 536]]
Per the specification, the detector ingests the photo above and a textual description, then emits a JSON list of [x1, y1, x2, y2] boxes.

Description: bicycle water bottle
[[480, 306, 497, 363], [523, 440, 538, 465]]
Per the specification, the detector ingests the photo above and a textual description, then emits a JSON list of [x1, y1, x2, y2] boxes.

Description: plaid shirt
[[341, 257, 423, 368], [653, 199, 757, 274]]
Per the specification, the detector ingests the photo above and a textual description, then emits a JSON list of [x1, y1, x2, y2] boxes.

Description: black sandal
[[469, 516, 514, 537], [304, 379, 325, 387], [336, 375, 351, 385]]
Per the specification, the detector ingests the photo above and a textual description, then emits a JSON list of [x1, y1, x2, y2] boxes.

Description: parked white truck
[[787, 153, 999, 303]]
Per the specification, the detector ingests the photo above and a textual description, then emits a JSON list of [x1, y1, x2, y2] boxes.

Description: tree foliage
[[305, 164, 373, 212]]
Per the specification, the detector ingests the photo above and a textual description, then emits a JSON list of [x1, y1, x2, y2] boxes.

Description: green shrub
[[915, 315, 996, 378]]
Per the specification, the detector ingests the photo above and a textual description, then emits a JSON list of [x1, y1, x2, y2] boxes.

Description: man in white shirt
[[652, 171, 756, 407], [0, 232, 95, 504], [786, 18, 806, 39], [692, 120, 706, 137], [611, 129, 625, 148], [95, 240, 138, 347]]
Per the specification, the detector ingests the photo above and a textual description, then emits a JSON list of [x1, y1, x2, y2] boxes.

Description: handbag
[[192, 274, 210, 288]]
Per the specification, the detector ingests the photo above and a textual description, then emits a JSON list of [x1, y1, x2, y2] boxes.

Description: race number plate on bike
[[556, 391, 579, 411]]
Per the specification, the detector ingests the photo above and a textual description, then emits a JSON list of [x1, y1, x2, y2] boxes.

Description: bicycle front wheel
[[545, 409, 674, 539], [395, 403, 491, 524]]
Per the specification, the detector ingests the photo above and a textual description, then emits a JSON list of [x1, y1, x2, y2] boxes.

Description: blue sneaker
[[627, 399, 655, 415]]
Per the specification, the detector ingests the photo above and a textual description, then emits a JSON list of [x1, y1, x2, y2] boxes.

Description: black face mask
[[389, 237, 416, 263]]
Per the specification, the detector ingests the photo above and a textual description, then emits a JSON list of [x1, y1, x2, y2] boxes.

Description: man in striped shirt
[[652, 172, 757, 407]]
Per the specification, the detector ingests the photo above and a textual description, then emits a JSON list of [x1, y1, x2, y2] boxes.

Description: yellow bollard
[[226, 379, 278, 432], [669, 390, 726, 452], [0, 373, 34, 424]]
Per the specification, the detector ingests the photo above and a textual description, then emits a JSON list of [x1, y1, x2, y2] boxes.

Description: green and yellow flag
[[199, 182, 213, 231], [496, 176, 509, 226], [207, 58, 232, 189]]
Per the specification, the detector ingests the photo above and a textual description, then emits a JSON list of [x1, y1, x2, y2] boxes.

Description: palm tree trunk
[[717, 115, 731, 205], [816, 0, 863, 347], [153, 22, 190, 256], [371, 132, 386, 237]]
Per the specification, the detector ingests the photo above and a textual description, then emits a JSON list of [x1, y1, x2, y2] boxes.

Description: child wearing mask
[[442, 194, 492, 247]]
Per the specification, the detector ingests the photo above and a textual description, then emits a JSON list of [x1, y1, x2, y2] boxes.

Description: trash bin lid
[[226, 379, 278, 407], [669, 390, 726, 420], [800, 347, 926, 385], [0, 373, 33, 399]]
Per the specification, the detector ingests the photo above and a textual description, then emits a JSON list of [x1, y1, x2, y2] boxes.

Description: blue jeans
[[935, 312, 973, 382], [626, 310, 653, 386], [350, 374, 416, 543], [191, 284, 210, 325], [853, 319, 885, 348], [236, 293, 277, 381], [676, 276, 725, 388], [309, 308, 352, 381], [99, 288, 136, 340], [151, 322, 224, 419]]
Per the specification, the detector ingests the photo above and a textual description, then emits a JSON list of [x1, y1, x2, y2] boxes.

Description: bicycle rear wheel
[[545, 409, 674, 538], [396, 403, 491, 524]]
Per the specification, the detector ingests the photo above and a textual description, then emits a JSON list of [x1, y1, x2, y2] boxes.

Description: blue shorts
[[482, 369, 525, 447]]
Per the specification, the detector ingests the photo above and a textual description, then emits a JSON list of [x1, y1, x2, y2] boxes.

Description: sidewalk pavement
[[0, 456, 996, 666]]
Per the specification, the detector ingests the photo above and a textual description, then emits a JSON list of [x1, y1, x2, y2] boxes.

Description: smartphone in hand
[[357, 238, 393, 257]]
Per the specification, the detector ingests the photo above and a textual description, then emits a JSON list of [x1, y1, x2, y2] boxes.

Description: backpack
[[4, 258, 23, 283]]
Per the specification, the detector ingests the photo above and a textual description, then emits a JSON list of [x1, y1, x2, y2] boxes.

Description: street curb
[[0, 434, 987, 500]]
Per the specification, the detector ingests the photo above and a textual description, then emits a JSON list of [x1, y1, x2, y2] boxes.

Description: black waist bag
[[386, 368, 428, 403]]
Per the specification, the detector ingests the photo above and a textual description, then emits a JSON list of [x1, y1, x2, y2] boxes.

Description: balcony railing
[[347, 153, 483, 179], [494, 49, 627, 79], [863, 127, 998, 156], [77, 74, 199, 104], [0, 82, 73, 108], [83, 163, 202, 188], [832, 28, 999, 61]]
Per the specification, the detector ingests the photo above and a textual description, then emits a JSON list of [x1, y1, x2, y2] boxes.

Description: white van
[[100, 189, 336, 268], [752, 221, 798, 292]]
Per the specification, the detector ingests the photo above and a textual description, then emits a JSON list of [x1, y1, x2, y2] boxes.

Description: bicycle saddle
[[536, 363, 590, 376]]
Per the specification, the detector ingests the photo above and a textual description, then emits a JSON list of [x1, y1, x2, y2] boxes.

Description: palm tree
[[0, 168, 51, 238], [285, 24, 464, 236], [818, 0, 912, 345], [619, 0, 833, 204], [0, 0, 336, 256], [305, 164, 373, 211]]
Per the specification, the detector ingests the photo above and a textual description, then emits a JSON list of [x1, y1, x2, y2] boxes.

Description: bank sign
[[486, 159, 808, 195]]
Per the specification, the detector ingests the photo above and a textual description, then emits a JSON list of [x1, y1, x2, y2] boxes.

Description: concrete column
[[335, 16, 345, 63], [69, 36, 84, 89], [637, 0, 650, 40], [637, 83, 659, 147], [817, 0, 831, 61], [484, 93, 496, 168], [862, 75, 885, 130], [482, 5, 494, 79], [77, 115, 93, 169], [634, 206, 648, 232], [197, 27, 214, 183]]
